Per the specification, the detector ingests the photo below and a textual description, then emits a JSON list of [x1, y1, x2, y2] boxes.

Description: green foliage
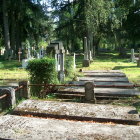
[[26, 57, 59, 97], [65, 55, 75, 77]]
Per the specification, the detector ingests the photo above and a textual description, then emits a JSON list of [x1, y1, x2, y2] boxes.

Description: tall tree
[[2, 0, 11, 59]]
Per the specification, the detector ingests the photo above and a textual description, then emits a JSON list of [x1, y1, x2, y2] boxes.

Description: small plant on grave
[[26, 57, 59, 98], [65, 55, 75, 79]]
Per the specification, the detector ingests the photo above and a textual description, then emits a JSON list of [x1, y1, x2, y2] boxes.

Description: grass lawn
[[0, 60, 28, 80], [0, 53, 140, 112], [76, 53, 140, 84]]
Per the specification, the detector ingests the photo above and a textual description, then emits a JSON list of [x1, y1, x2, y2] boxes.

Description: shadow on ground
[[113, 66, 138, 70]]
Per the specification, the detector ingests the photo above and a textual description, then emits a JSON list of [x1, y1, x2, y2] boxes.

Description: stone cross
[[18, 48, 22, 62]]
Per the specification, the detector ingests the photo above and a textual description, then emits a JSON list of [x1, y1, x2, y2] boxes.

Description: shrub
[[26, 57, 59, 98]]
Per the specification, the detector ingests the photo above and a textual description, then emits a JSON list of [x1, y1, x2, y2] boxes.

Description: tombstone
[[66, 50, 69, 54], [27, 47, 31, 59], [22, 48, 33, 68], [137, 48, 140, 67], [85, 81, 96, 103], [73, 53, 76, 69], [18, 48, 22, 62], [83, 37, 90, 67], [47, 41, 65, 82], [131, 49, 135, 62], [19, 81, 30, 99]]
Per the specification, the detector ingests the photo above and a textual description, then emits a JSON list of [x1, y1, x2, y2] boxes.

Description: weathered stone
[[83, 37, 90, 67], [14, 100, 139, 120], [78, 77, 129, 82], [70, 81, 133, 87], [137, 48, 140, 67], [0, 115, 140, 140], [83, 59, 90, 67], [0, 87, 16, 109], [131, 49, 135, 62], [82, 70, 123, 73], [85, 82, 96, 103], [58, 87, 140, 97], [19, 81, 30, 99], [83, 72, 126, 77]]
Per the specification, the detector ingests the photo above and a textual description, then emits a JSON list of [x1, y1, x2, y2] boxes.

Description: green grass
[[0, 60, 28, 80], [76, 53, 140, 84]]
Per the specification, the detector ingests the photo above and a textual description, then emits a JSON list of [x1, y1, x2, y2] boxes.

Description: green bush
[[26, 57, 59, 98]]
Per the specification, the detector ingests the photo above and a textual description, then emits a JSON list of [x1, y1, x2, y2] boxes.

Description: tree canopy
[[0, 0, 140, 59]]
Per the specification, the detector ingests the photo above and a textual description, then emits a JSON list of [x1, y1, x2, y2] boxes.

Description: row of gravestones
[[22, 41, 76, 82], [131, 48, 140, 67]]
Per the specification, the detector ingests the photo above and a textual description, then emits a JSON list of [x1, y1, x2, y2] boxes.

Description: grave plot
[[81, 70, 123, 73], [71, 81, 134, 87], [83, 72, 126, 77], [56, 70, 140, 99], [0, 115, 140, 140], [78, 77, 129, 82], [57, 87, 140, 97], [13, 99, 140, 124]]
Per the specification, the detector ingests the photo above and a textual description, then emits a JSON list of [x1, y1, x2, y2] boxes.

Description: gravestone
[[83, 37, 90, 67], [47, 41, 65, 82], [137, 48, 140, 67], [131, 49, 135, 62], [73, 53, 76, 69], [22, 48, 33, 68], [85, 82, 96, 103]]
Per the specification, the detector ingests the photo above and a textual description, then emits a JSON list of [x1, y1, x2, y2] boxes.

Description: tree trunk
[[2, 0, 11, 60], [10, 11, 16, 59]]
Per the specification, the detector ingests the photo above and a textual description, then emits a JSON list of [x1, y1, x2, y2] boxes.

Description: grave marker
[[18, 48, 22, 62], [83, 37, 90, 67], [47, 41, 65, 82], [137, 48, 140, 67], [131, 49, 135, 62]]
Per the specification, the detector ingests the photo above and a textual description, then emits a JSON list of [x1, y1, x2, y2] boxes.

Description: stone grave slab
[[0, 115, 140, 140], [70, 81, 133, 87], [78, 77, 129, 82], [83, 72, 126, 77], [13, 100, 139, 121], [82, 70, 123, 73], [58, 87, 140, 97]]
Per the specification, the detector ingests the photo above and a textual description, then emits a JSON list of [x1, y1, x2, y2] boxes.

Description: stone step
[[83, 72, 126, 77], [78, 77, 129, 82], [58, 87, 140, 97], [13, 100, 139, 121], [82, 70, 123, 73], [0, 115, 140, 140]]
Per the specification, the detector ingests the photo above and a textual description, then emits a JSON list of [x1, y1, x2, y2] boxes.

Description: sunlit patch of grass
[[76, 53, 140, 84], [0, 60, 28, 79]]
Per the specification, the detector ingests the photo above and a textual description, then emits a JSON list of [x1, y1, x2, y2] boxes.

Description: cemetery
[[0, 0, 140, 139], [0, 39, 140, 139]]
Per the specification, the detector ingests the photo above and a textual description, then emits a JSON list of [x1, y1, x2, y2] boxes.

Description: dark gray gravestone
[[85, 82, 96, 103]]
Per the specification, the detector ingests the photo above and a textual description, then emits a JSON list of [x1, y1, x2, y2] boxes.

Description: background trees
[[0, 0, 52, 60], [0, 0, 140, 59]]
